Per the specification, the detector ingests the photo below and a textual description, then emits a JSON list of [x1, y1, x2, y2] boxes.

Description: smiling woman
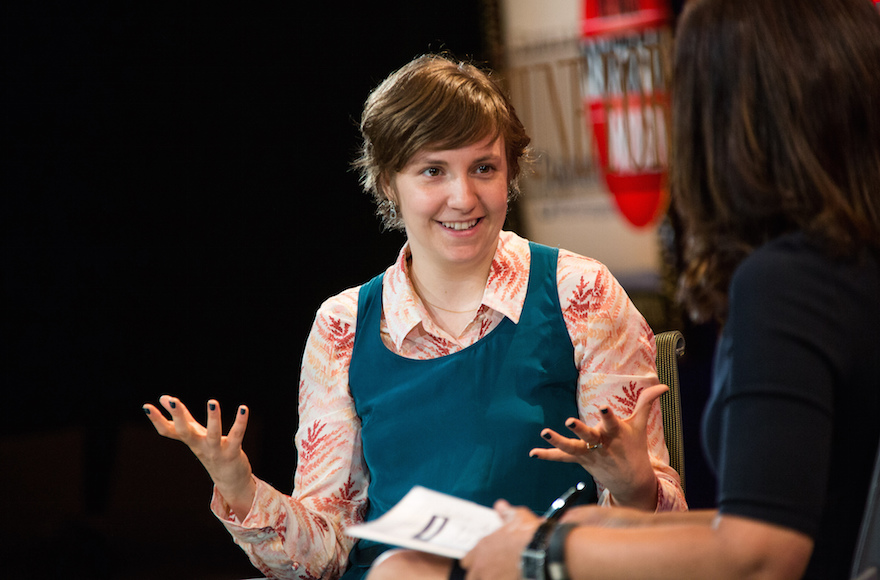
[[388, 135, 509, 334], [143, 53, 686, 580]]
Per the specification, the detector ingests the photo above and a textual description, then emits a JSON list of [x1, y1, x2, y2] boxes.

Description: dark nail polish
[[170, 401, 176, 409], [239, 407, 246, 415], [143, 407, 150, 415], [209, 403, 216, 411], [565, 419, 576, 428], [600, 408, 609, 415], [542, 431, 552, 440]]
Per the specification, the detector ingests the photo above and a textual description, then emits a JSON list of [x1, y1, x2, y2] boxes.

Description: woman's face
[[389, 135, 509, 275]]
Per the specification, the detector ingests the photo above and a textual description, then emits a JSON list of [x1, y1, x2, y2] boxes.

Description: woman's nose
[[448, 177, 477, 209]]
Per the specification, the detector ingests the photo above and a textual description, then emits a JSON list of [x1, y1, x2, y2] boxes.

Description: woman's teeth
[[441, 219, 479, 230]]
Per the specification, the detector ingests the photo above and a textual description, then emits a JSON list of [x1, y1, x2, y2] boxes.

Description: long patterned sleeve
[[210, 288, 369, 579], [557, 250, 687, 512]]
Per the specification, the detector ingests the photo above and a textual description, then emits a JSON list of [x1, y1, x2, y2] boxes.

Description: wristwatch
[[520, 518, 557, 580], [545, 523, 576, 580], [522, 482, 587, 580]]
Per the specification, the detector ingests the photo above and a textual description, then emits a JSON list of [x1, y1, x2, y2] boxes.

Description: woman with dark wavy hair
[[462, 0, 880, 578]]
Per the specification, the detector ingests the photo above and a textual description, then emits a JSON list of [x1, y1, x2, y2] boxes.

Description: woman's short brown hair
[[353, 53, 531, 230]]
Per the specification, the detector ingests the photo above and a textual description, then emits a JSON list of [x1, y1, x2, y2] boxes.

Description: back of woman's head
[[671, 0, 880, 322], [355, 53, 530, 230]]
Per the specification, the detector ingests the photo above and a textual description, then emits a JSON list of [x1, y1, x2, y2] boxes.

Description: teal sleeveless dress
[[341, 242, 596, 579]]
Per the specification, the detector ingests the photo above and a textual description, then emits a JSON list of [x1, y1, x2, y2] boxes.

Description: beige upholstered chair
[[655, 330, 686, 495]]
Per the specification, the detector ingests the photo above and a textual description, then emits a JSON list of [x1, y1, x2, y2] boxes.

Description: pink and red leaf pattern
[[209, 231, 685, 579]]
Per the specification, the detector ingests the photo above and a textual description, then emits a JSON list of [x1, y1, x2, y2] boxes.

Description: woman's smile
[[440, 218, 481, 231]]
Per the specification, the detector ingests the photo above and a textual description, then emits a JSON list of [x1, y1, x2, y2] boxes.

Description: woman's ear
[[380, 175, 397, 206]]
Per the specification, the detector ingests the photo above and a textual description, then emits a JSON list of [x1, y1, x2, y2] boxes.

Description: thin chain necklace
[[419, 296, 483, 314], [409, 259, 483, 314]]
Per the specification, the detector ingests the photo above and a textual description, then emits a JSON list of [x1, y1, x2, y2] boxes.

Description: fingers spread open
[[205, 399, 222, 444], [529, 446, 578, 463], [629, 384, 669, 430], [160, 395, 206, 443], [142, 403, 176, 438], [596, 405, 621, 439], [541, 427, 604, 457], [226, 405, 249, 447]]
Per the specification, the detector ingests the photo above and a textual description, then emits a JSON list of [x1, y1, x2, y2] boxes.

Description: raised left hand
[[529, 384, 668, 510]]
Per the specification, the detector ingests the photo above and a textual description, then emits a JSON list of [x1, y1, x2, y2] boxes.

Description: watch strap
[[521, 519, 558, 580], [546, 523, 577, 580]]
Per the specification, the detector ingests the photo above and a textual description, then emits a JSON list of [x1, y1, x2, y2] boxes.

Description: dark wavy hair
[[671, 0, 880, 323], [353, 53, 531, 231]]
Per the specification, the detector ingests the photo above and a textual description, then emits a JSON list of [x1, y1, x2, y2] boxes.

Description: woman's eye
[[476, 164, 493, 174], [422, 167, 441, 177]]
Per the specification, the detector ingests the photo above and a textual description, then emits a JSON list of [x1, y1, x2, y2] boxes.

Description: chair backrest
[[851, 436, 880, 579], [655, 330, 686, 495]]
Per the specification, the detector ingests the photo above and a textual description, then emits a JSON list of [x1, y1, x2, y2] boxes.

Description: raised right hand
[[142, 395, 256, 517]]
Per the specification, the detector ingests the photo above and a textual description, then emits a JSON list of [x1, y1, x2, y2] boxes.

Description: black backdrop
[[3, 3, 482, 578]]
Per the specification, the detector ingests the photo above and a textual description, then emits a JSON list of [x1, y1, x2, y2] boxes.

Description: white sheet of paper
[[345, 486, 504, 559]]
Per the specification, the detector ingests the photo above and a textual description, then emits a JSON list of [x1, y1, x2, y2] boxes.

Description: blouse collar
[[381, 230, 532, 350]]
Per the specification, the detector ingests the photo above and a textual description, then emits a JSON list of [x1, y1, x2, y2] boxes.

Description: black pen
[[542, 481, 587, 521]]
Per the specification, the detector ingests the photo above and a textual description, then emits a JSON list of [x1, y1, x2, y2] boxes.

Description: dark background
[[1, 2, 713, 579]]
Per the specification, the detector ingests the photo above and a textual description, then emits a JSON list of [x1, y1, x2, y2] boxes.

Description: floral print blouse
[[210, 230, 687, 579]]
